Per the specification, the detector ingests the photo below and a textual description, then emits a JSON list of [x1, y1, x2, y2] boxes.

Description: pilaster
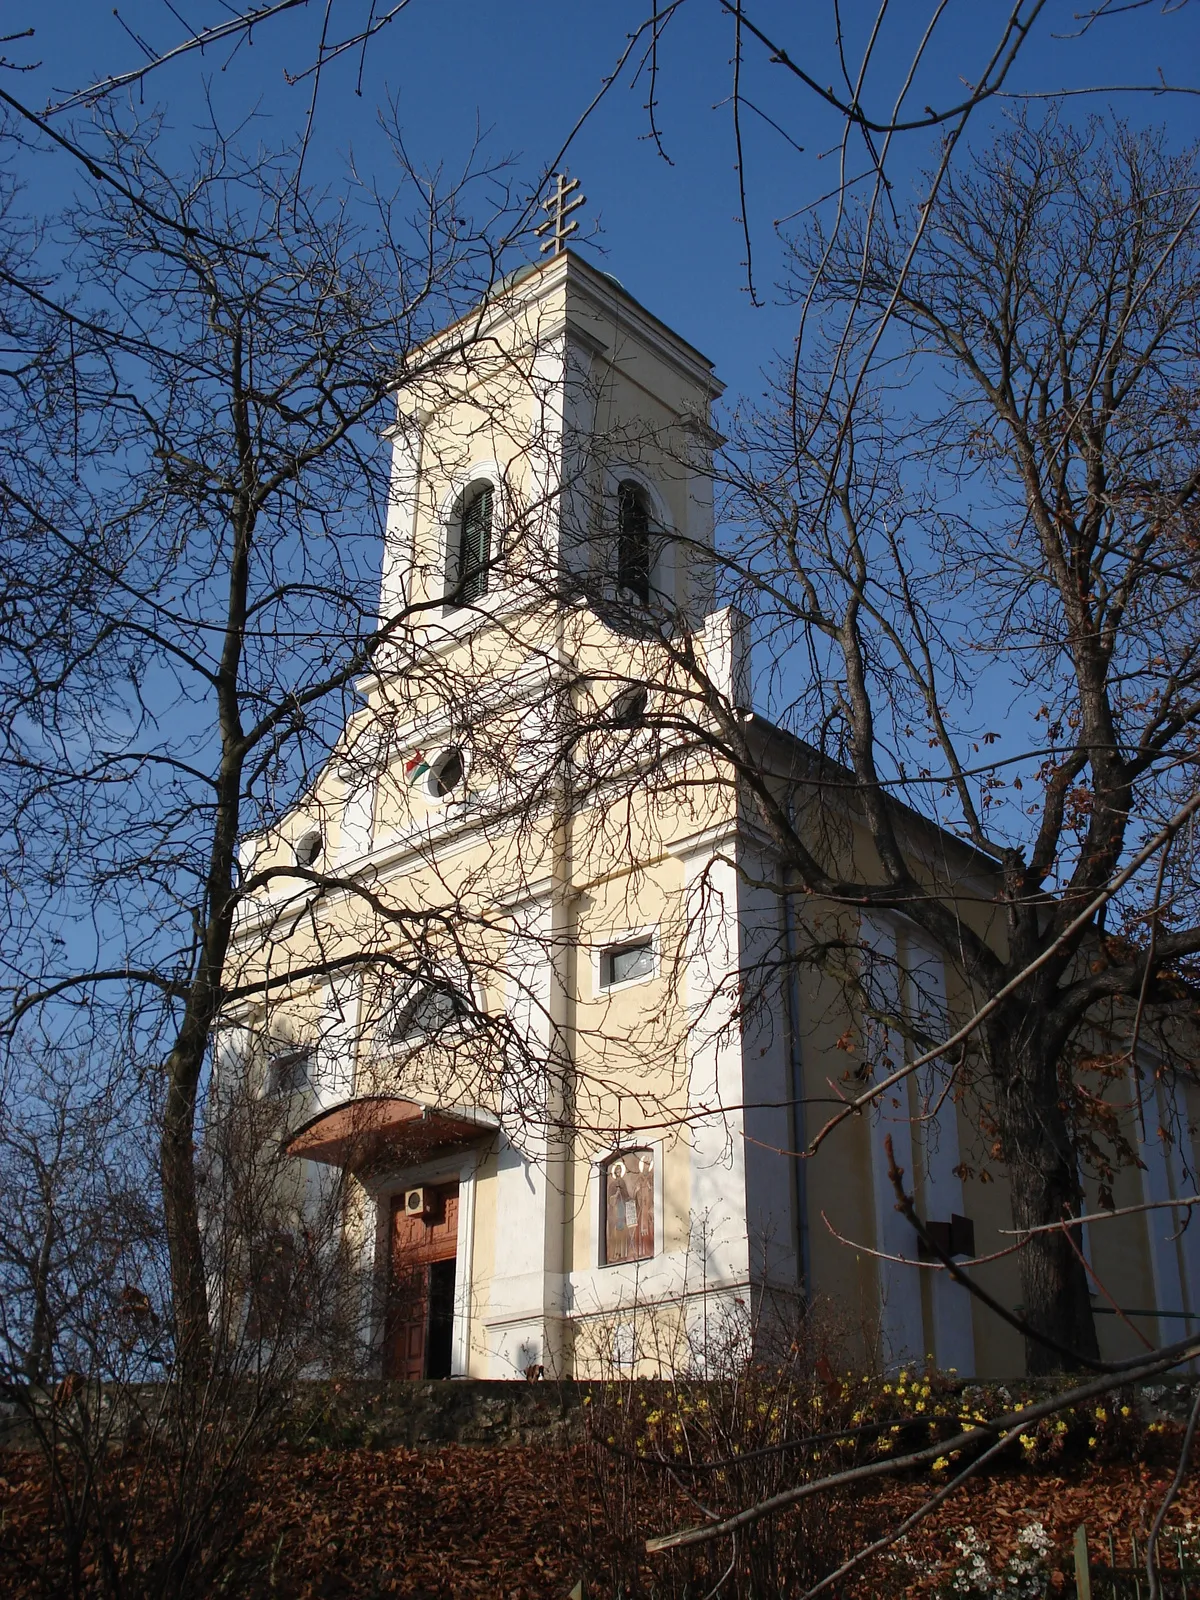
[[485, 884, 571, 1376]]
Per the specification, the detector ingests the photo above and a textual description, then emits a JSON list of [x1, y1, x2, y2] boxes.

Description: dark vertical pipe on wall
[[782, 853, 810, 1303]]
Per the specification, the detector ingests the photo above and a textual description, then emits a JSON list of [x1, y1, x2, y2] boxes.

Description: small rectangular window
[[600, 938, 655, 990]]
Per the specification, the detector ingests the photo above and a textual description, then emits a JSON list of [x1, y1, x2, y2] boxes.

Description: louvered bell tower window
[[446, 484, 493, 607], [617, 481, 651, 604]]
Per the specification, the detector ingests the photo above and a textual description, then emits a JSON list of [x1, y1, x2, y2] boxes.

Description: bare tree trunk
[[26, 1197, 56, 1383], [161, 1029, 214, 1377], [989, 1006, 1099, 1373], [158, 761, 243, 1375]]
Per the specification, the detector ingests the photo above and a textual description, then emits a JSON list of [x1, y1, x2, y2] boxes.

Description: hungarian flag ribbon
[[405, 750, 430, 784]]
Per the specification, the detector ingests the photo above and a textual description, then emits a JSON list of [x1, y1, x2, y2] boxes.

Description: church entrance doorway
[[384, 1181, 459, 1379]]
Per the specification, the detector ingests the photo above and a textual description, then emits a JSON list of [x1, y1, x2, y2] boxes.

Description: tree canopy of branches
[[693, 110, 1200, 1372], [0, 111, 525, 1371]]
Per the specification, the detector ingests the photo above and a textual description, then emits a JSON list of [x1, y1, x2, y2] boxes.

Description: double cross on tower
[[535, 172, 585, 258]]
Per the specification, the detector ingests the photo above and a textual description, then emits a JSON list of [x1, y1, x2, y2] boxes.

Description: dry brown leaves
[[0, 1444, 602, 1599], [3, 1442, 1200, 1597], [867, 1463, 1200, 1593]]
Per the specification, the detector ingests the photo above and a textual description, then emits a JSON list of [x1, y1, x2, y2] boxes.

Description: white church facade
[[225, 244, 1200, 1381]]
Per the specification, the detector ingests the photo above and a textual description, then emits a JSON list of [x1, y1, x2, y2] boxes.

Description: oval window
[[294, 828, 323, 866], [428, 748, 464, 798]]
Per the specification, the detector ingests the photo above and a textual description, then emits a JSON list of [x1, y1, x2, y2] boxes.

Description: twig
[[730, 0, 761, 305], [799, 1419, 1033, 1598], [645, 1342, 1200, 1553], [998, 1194, 1200, 1236], [821, 1207, 1031, 1269], [1147, 1383, 1200, 1600], [807, 787, 1200, 1153]]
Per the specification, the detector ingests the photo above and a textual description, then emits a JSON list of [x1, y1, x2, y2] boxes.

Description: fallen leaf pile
[[859, 1464, 1200, 1593], [3, 1439, 1200, 1595]]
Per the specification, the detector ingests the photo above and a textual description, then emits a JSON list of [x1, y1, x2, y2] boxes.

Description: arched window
[[265, 1044, 313, 1097], [602, 1148, 655, 1265], [445, 483, 493, 607], [607, 683, 648, 730], [616, 481, 651, 604], [389, 980, 470, 1044]]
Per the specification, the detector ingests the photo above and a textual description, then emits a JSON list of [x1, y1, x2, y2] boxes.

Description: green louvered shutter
[[455, 485, 492, 604]]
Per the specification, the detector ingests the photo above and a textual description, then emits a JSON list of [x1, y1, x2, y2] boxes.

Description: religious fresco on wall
[[603, 1148, 654, 1264]]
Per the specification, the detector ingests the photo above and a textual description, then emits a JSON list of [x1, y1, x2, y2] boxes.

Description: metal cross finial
[[534, 172, 585, 258]]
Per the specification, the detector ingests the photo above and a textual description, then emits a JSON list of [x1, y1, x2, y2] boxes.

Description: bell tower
[[376, 233, 725, 647]]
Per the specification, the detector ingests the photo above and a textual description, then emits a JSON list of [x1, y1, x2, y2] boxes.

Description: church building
[[225, 224, 1200, 1382]]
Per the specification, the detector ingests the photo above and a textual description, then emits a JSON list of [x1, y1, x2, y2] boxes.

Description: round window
[[294, 828, 323, 866], [428, 748, 465, 798]]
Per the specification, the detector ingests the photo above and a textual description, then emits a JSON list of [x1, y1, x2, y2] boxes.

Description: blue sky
[[7, 0, 1200, 895], [15, 0, 1200, 419]]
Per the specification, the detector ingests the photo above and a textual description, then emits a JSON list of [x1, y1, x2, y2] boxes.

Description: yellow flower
[[1088, 1436, 1098, 1447], [1094, 1408, 1107, 1423], [932, 1456, 949, 1472], [1120, 1406, 1131, 1418], [1020, 1435, 1037, 1452], [646, 1410, 663, 1426]]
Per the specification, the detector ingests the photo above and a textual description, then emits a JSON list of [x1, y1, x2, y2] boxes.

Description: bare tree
[[0, 1044, 160, 1387], [0, 106, 533, 1370], [626, 110, 1200, 1373]]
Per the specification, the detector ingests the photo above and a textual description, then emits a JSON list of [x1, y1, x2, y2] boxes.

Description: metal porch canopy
[[284, 1095, 491, 1172]]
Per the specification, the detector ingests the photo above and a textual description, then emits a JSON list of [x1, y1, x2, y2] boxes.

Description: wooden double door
[[384, 1182, 459, 1380]]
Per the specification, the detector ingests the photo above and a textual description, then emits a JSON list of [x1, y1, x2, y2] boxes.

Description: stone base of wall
[[285, 1379, 591, 1449], [4, 1376, 1198, 1452], [0, 1379, 594, 1452]]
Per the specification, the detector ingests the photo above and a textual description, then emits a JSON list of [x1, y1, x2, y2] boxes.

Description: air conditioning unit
[[404, 1187, 431, 1218]]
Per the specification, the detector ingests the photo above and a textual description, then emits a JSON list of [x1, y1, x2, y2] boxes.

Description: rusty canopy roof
[[284, 1096, 493, 1172]]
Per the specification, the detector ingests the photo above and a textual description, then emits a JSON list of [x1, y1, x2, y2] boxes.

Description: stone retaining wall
[[4, 1376, 1198, 1452], [286, 1379, 591, 1448]]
